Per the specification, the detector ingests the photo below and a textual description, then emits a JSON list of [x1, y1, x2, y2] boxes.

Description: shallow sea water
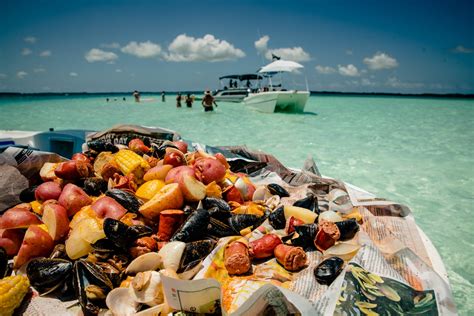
[[0, 94, 473, 314]]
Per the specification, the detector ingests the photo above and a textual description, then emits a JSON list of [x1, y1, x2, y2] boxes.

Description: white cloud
[[164, 34, 245, 62], [255, 35, 269, 53], [121, 41, 162, 58], [69, 72, 78, 77], [363, 52, 398, 70], [33, 67, 46, 73], [85, 48, 118, 63], [0, 73, 7, 79], [338, 64, 360, 77], [315, 65, 336, 74], [115, 69, 122, 73], [21, 48, 32, 56], [386, 77, 424, 89], [361, 78, 376, 86], [17, 71, 28, 79], [40, 50, 52, 57], [346, 50, 353, 55], [101, 42, 120, 49], [24, 36, 37, 44], [452, 45, 473, 54], [254, 35, 310, 62]]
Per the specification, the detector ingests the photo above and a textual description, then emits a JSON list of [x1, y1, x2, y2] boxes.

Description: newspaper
[[0, 126, 457, 315]]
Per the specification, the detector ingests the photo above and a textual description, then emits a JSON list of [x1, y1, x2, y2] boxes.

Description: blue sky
[[0, 0, 473, 93]]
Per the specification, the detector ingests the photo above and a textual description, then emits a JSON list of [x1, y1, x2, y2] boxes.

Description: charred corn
[[0, 275, 30, 316], [115, 149, 150, 180]]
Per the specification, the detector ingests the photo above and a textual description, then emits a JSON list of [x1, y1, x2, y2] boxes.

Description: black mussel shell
[[27, 258, 73, 294], [292, 224, 318, 249], [87, 140, 118, 153], [178, 239, 217, 273], [151, 142, 179, 159], [83, 178, 108, 196], [171, 209, 210, 243], [228, 214, 261, 234], [128, 224, 153, 239], [55, 274, 75, 301], [19, 185, 38, 203], [183, 205, 196, 217], [91, 239, 119, 253], [314, 257, 344, 285], [96, 262, 123, 287], [268, 206, 286, 230], [0, 247, 8, 278], [267, 183, 290, 198], [335, 219, 359, 241], [105, 189, 141, 213], [49, 244, 68, 260], [293, 195, 319, 213], [74, 259, 113, 316], [202, 197, 231, 212], [207, 218, 235, 238], [103, 218, 130, 248], [208, 207, 232, 223]]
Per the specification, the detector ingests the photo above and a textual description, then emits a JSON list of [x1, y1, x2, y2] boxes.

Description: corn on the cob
[[0, 275, 30, 316], [135, 180, 165, 201], [114, 149, 150, 180]]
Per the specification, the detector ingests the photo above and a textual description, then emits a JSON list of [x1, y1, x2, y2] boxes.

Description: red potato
[[58, 183, 92, 217], [42, 202, 70, 241], [14, 224, 54, 268], [129, 138, 150, 154], [193, 157, 226, 185], [163, 148, 186, 167], [178, 174, 206, 202], [72, 153, 90, 163], [165, 166, 196, 184], [40, 162, 60, 181], [91, 196, 127, 220], [144, 164, 174, 181], [0, 208, 42, 229], [172, 140, 188, 154], [35, 181, 62, 202], [0, 229, 24, 256], [55, 160, 92, 180], [223, 185, 244, 204], [214, 153, 230, 169]]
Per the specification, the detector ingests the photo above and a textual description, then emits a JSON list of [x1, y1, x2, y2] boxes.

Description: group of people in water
[[126, 90, 217, 112]]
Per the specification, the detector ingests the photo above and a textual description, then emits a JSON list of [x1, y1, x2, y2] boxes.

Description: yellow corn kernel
[[0, 275, 30, 316], [115, 149, 150, 180]]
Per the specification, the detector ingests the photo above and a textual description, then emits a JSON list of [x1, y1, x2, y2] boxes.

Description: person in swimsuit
[[176, 93, 182, 108], [185, 93, 193, 108], [202, 91, 218, 112], [161, 91, 166, 102], [133, 90, 140, 102]]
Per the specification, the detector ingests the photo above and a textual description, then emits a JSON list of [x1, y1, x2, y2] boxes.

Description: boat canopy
[[218, 74, 263, 81], [258, 60, 304, 73]]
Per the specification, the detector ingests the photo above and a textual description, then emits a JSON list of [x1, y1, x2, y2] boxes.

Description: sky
[[0, 0, 473, 93]]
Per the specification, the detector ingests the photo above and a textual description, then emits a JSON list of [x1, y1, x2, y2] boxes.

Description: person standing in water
[[161, 91, 166, 102], [185, 93, 193, 108], [202, 91, 218, 112], [133, 90, 140, 102], [176, 93, 182, 108]]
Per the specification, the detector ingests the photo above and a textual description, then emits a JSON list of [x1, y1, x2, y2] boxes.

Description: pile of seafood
[[0, 137, 362, 315]]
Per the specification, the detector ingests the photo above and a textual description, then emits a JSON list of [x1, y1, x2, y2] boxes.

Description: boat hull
[[243, 91, 310, 113]]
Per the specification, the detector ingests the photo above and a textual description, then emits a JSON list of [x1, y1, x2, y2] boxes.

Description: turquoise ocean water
[[0, 94, 473, 314]]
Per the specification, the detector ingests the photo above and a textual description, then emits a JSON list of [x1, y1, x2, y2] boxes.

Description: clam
[[158, 241, 186, 272], [26, 257, 73, 294], [252, 186, 272, 202], [126, 252, 163, 275], [318, 211, 343, 223], [129, 271, 164, 306], [106, 287, 139, 316], [314, 256, 344, 285]]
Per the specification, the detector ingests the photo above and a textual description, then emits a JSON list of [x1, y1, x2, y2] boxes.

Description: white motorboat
[[243, 60, 310, 113], [212, 74, 263, 102]]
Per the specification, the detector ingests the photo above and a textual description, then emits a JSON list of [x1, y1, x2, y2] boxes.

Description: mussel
[[74, 259, 113, 316], [19, 185, 38, 202], [83, 177, 108, 196], [150, 142, 179, 159], [207, 217, 235, 238], [293, 195, 319, 213], [105, 189, 142, 213], [202, 197, 231, 213], [49, 244, 68, 260], [87, 139, 119, 153], [208, 207, 232, 223], [27, 257, 73, 294], [103, 218, 153, 248], [178, 239, 217, 273], [171, 209, 210, 242], [291, 224, 318, 249], [228, 214, 261, 233], [335, 219, 359, 241], [314, 257, 344, 285], [0, 247, 9, 278], [268, 206, 286, 230], [267, 183, 290, 198]]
